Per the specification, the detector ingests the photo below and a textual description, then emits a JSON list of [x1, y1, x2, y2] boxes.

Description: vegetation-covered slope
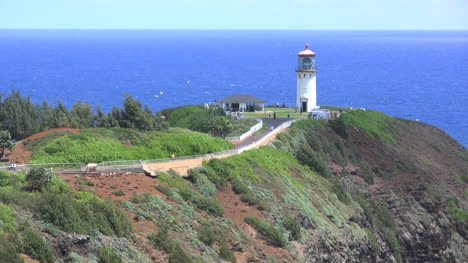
[[0, 108, 466, 263], [28, 128, 234, 163]]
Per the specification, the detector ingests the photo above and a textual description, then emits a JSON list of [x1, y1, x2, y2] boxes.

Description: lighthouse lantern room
[[296, 43, 317, 113]]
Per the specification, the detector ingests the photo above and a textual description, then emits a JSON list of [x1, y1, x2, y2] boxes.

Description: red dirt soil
[[58, 172, 294, 263], [23, 128, 80, 141], [3, 128, 80, 164]]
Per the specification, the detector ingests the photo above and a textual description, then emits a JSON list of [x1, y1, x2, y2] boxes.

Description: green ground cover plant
[[218, 242, 236, 263], [0, 171, 133, 237], [99, 247, 123, 263], [0, 234, 24, 263], [198, 225, 217, 245], [226, 118, 258, 137], [339, 110, 397, 144], [30, 128, 233, 163], [244, 216, 286, 247], [148, 227, 193, 263]]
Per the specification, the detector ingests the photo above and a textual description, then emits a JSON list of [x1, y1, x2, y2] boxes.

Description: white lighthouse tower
[[296, 43, 317, 113]]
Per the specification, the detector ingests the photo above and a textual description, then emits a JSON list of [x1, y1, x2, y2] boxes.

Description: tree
[[203, 116, 232, 138], [0, 130, 15, 158], [25, 167, 53, 191]]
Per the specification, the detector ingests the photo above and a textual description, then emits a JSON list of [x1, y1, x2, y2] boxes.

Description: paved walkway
[[142, 118, 299, 177]]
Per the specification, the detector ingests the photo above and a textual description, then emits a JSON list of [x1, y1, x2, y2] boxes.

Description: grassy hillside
[[29, 128, 234, 163], [0, 169, 142, 263], [1, 108, 466, 262]]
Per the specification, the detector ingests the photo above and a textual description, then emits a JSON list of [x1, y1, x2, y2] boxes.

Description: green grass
[[226, 118, 258, 137], [30, 128, 234, 163], [340, 110, 397, 144], [22, 131, 74, 152], [243, 107, 307, 118], [0, 171, 133, 237], [148, 227, 193, 263], [244, 216, 286, 247]]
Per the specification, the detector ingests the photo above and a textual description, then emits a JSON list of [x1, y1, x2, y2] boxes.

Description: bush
[[30, 129, 233, 163], [35, 187, 133, 237], [99, 247, 123, 263], [25, 168, 52, 191], [198, 226, 217, 246], [113, 189, 125, 196], [231, 178, 249, 194], [295, 144, 331, 178], [148, 227, 193, 263], [244, 216, 286, 247], [15, 226, 55, 263], [329, 117, 348, 138], [155, 185, 173, 197], [0, 234, 24, 263], [366, 229, 380, 255], [178, 188, 224, 217], [358, 162, 375, 185], [0, 203, 16, 232], [283, 215, 302, 240], [75, 177, 95, 188], [240, 193, 268, 211], [218, 243, 236, 263]]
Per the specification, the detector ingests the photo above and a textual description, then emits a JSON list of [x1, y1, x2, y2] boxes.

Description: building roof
[[217, 94, 267, 104], [298, 43, 316, 56]]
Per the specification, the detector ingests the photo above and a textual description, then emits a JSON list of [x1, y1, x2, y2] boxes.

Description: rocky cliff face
[[273, 111, 467, 262]]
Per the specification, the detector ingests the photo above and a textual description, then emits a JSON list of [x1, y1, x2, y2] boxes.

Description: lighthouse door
[[301, 102, 307, 113]]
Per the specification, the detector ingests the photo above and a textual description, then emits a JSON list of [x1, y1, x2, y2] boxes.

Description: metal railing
[[0, 162, 85, 173], [1, 119, 300, 174]]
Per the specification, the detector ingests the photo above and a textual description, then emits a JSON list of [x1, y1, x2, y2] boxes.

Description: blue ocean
[[0, 30, 467, 147]]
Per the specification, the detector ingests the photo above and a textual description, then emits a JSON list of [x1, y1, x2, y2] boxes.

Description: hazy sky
[[1, 0, 467, 30]]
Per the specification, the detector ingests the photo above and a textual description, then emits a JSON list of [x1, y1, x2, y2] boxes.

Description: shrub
[[283, 214, 302, 240], [358, 162, 375, 184], [0, 234, 24, 263], [99, 247, 123, 263], [231, 178, 249, 194], [240, 193, 268, 211], [155, 185, 173, 197], [35, 187, 133, 237], [0, 203, 16, 232], [191, 172, 217, 196], [113, 189, 125, 196], [148, 227, 193, 263], [295, 144, 331, 178], [75, 177, 95, 188], [366, 229, 380, 255], [25, 168, 52, 191], [244, 216, 286, 247], [329, 117, 348, 138], [15, 226, 55, 263], [30, 129, 233, 163], [178, 188, 224, 217], [198, 226, 217, 246], [218, 243, 236, 263]]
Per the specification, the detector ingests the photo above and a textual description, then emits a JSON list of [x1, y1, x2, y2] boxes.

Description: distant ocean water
[[0, 30, 467, 147]]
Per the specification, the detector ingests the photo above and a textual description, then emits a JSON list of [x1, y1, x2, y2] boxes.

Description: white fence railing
[[225, 118, 263, 142], [236, 119, 299, 153], [0, 119, 300, 174], [0, 162, 85, 173]]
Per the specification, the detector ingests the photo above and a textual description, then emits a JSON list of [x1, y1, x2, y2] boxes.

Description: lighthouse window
[[303, 74, 306, 78], [309, 74, 312, 77]]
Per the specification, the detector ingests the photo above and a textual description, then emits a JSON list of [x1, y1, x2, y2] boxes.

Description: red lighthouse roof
[[298, 43, 316, 56]]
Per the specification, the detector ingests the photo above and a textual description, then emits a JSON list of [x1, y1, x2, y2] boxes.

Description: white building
[[296, 44, 318, 113]]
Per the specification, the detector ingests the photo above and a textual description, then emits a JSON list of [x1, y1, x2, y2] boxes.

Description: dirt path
[[2, 128, 80, 165]]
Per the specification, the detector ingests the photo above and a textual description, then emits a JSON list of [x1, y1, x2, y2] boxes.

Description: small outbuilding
[[217, 94, 266, 112]]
